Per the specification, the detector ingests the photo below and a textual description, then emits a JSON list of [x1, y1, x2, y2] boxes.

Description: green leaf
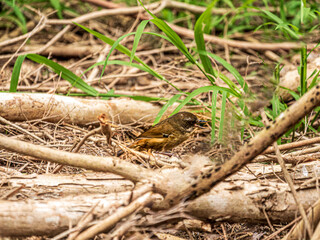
[[10, 55, 26, 92], [100, 89, 114, 100], [130, 20, 150, 64], [300, 45, 307, 95], [154, 94, 183, 125], [137, 0, 199, 66], [218, 91, 227, 141], [172, 86, 235, 114], [279, 86, 300, 101], [205, 52, 248, 94], [194, 0, 218, 85], [260, 8, 300, 39], [49, 0, 63, 19], [308, 70, 320, 90], [211, 90, 218, 143], [84, 60, 160, 79], [4, 0, 27, 33], [74, 22, 182, 92], [26, 54, 99, 96], [67, 92, 167, 102]]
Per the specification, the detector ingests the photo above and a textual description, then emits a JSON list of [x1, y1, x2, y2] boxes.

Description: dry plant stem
[[166, 0, 277, 14], [0, 2, 314, 61], [264, 137, 320, 154], [255, 152, 320, 163], [159, 83, 320, 208], [260, 111, 312, 237], [0, 116, 46, 144], [81, 0, 124, 9], [0, 4, 159, 60], [284, 198, 320, 240], [273, 142, 313, 238], [53, 127, 103, 173], [85, 0, 276, 14], [87, 0, 312, 50], [48, 4, 159, 25], [66, 202, 100, 240], [72, 127, 102, 153], [0, 15, 47, 48], [75, 191, 154, 240], [221, 223, 228, 240], [262, 207, 276, 233], [1, 184, 25, 200], [0, 135, 157, 183], [51, 203, 99, 240], [167, 23, 313, 50], [264, 218, 301, 240], [0, 25, 71, 60], [0, 15, 46, 73], [284, 145, 320, 156], [312, 223, 320, 240], [87, 45, 111, 82]]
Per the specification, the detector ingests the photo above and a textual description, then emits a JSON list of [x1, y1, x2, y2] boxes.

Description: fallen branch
[[158, 82, 320, 208], [0, 135, 156, 183], [0, 92, 170, 125], [1, 171, 320, 236]]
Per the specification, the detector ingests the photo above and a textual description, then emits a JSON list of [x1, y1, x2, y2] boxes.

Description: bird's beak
[[196, 119, 207, 128], [197, 119, 207, 123]]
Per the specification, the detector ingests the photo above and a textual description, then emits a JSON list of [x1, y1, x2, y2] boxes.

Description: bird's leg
[[146, 149, 157, 166]]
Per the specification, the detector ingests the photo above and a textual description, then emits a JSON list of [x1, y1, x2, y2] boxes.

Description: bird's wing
[[138, 121, 175, 139]]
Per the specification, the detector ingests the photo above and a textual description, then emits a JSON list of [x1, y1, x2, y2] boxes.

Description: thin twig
[[0, 116, 46, 144], [264, 217, 301, 240], [283, 197, 320, 240], [260, 112, 313, 238], [0, 15, 46, 73], [72, 127, 102, 153], [75, 191, 154, 240], [264, 137, 320, 154], [0, 135, 157, 182]]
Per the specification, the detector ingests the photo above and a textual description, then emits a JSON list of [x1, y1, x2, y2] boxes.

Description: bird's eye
[[163, 133, 169, 138]]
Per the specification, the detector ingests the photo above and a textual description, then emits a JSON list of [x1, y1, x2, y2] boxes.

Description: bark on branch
[[1, 170, 319, 236]]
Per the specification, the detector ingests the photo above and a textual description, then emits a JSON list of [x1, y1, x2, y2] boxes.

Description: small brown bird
[[117, 112, 200, 156]]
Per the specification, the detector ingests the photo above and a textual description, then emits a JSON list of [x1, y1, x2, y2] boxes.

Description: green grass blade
[[218, 91, 227, 141], [1, 15, 25, 33], [130, 20, 150, 64], [67, 92, 167, 102], [194, 0, 218, 84], [137, 0, 196, 64], [100, 89, 114, 100], [49, 0, 63, 19], [211, 90, 218, 144], [260, 8, 300, 39], [308, 70, 320, 90], [4, 0, 27, 33], [172, 86, 235, 114], [75, 22, 182, 92], [84, 60, 160, 79], [300, 45, 307, 95], [205, 52, 248, 93], [10, 55, 26, 92], [279, 86, 300, 101], [26, 54, 99, 96], [154, 94, 183, 125]]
